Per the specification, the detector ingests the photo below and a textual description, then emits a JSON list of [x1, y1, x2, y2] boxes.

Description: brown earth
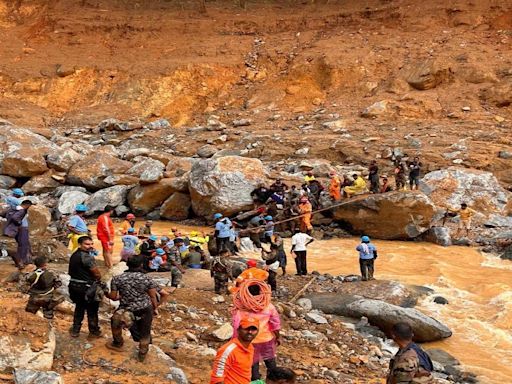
[[0, 0, 511, 186]]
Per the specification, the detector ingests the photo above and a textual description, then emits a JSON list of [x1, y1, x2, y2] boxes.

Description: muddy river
[[94, 221, 512, 384]]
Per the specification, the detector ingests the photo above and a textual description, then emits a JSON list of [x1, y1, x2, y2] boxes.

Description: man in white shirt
[[290, 230, 314, 276]]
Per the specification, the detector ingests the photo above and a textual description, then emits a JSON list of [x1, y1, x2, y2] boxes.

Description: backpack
[[407, 343, 434, 372]]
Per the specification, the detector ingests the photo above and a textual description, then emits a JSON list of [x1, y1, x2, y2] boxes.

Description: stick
[[288, 276, 317, 303]]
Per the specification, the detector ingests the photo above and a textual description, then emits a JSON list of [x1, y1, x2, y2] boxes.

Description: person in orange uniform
[[298, 196, 313, 234], [235, 260, 269, 287], [328, 171, 342, 201], [210, 318, 259, 384], [96, 206, 115, 268], [120, 213, 136, 235]]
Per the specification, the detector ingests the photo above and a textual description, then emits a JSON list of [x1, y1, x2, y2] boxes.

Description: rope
[[232, 279, 272, 312]]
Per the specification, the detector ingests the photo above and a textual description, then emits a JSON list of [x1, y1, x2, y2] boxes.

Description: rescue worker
[[120, 227, 139, 262], [328, 171, 342, 201], [356, 235, 378, 281], [290, 229, 314, 276], [210, 318, 259, 384], [214, 213, 232, 253], [448, 203, 477, 238], [3, 199, 33, 269], [261, 244, 280, 293], [96, 206, 115, 269], [148, 248, 170, 272], [167, 238, 187, 292], [188, 230, 209, 250], [304, 170, 315, 184], [408, 157, 422, 190], [368, 160, 380, 194], [343, 173, 367, 198], [263, 215, 274, 244], [22, 256, 64, 319], [68, 204, 90, 253], [5, 188, 24, 208], [210, 249, 233, 294], [234, 259, 269, 288], [298, 196, 313, 234], [269, 178, 288, 195], [387, 322, 435, 384], [394, 156, 408, 191], [138, 220, 153, 236], [120, 213, 136, 235], [106, 256, 169, 362]]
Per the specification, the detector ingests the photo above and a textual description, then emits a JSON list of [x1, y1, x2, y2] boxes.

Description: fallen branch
[[288, 276, 317, 304]]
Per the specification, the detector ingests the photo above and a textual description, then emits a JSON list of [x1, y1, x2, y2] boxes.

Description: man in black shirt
[[106, 256, 169, 361], [408, 156, 422, 190], [68, 236, 102, 338]]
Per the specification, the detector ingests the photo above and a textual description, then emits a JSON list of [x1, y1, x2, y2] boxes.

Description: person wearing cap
[[343, 173, 368, 198], [68, 204, 90, 253], [3, 199, 34, 269], [214, 213, 232, 254], [96, 206, 115, 269], [138, 220, 153, 236], [188, 230, 209, 250], [356, 235, 378, 281], [297, 197, 313, 234], [140, 235, 158, 270], [148, 248, 170, 272], [210, 317, 259, 384], [167, 238, 187, 292], [120, 227, 139, 262], [263, 216, 274, 244], [234, 260, 269, 290], [120, 213, 136, 235], [328, 171, 342, 201], [5, 188, 24, 209]]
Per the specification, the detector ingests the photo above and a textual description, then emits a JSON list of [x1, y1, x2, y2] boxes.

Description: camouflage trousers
[[25, 291, 65, 319], [213, 272, 229, 294], [111, 307, 153, 356], [171, 266, 182, 288]]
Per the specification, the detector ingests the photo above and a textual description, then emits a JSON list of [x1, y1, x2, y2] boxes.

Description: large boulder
[[189, 156, 267, 218], [165, 157, 198, 177], [0, 175, 17, 189], [332, 191, 435, 240], [103, 174, 140, 186], [0, 127, 56, 178], [57, 190, 89, 215], [160, 192, 192, 220], [308, 293, 452, 342], [22, 171, 62, 195], [84, 185, 132, 214], [28, 205, 52, 236], [127, 158, 165, 184], [420, 168, 511, 216], [127, 178, 176, 215], [46, 147, 84, 172], [66, 153, 132, 190], [14, 369, 62, 384]]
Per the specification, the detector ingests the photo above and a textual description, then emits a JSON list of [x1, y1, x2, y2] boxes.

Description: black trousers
[[359, 258, 375, 280], [267, 270, 277, 292], [69, 282, 100, 334], [251, 357, 277, 380], [294, 251, 307, 275], [216, 237, 230, 253]]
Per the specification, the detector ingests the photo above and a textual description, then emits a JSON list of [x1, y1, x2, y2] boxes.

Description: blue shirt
[[68, 215, 88, 233], [121, 235, 139, 251], [5, 196, 20, 209], [215, 218, 232, 238], [149, 255, 164, 270], [356, 243, 377, 260], [264, 221, 274, 237]]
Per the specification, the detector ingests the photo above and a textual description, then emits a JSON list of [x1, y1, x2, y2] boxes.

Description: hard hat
[[126, 213, 136, 220], [75, 204, 88, 212], [155, 248, 165, 255], [189, 231, 199, 237], [12, 188, 24, 196], [264, 215, 273, 221], [247, 259, 257, 268], [361, 235, 370, 243], [160, 236, 169, 241], [213, 213, 223, 220], [127, 228, 135, 233], [149, 235, 158, 241]]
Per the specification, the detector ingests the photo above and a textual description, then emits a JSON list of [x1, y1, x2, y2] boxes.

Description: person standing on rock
[[68, 204, 90, 253], [368, 160, 380, 194], [290, 229, 314, 276], [68, 235, 102, 338], [393, 156, 407, 191], [3, 199, 33, 270], [298, 196, 313, 234], [343, 173, 367, 198], [387, 322, 435, 384], [120, 213, 136, 235], [214, 213, 232, 254], [210, 317, 259, 384], [448, 203, 477, 238], [408, 157, 422, 191], [328, 171, 342, 201], [106, 255, 169, 362], [356, 235, 378, 281], [96, 206, 115, 269]]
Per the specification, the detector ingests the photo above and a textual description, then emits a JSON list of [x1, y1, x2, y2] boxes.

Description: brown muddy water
[[93, 221, 512, 384]]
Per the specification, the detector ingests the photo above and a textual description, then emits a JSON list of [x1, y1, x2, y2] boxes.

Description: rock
[[103, 174, 140, 186], [57, 190, 89, 215], [123, 148, 151, 160], [0, 237, 68, 263], [14, 369, 62, 384], [484, 214, 512, 228], [211, 323, 234, 341], [127, 178, 175, 215], [305, 312, 328, 324], [480, 80, 512, 107], [295, 147, 309, 156], [500, 245, 512, 260], [53, 186, 87, 198], [419, 227, 452, 246], [84, 185, 131, 213], [66, 153, 132, 190], [0, 175, 17, 189], [427, 349, 460, 367], [322, 119, 346, 129], [168, 175, 190, 193], [165, 157, 198, 177], [498, 151, 512, 159], [298, 159, 334, 177], [434, 296, 449, 305], [160, 192, 191, 220], [420, 167, 511, 216], [46, 148, 83, 172], [97, 118, 131, 132], [403, 59, 449, 90], [296, 298, 313, 311], [167, 367, 188, 384], [197, 145, 218, 158], [28, 205, 52, 236], [361, 100, 388, 118], [144, 119, 171, 130], [308, 293, 452, 342], [189, 156, 267, 218], [332, 191, 435, 240], [22, 172, 61, 195], [2, 147, 49, 177], [127, 158, 165, 184], [232, 119, 252, 127]]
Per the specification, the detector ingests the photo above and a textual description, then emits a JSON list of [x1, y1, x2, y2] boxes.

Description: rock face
[[46, 148, 84, 172], [22, 172, 62, 195], [308, 294, 452, 342], [1, 147, 49, 177], [419, 226, 452, 247], [420, 167, 511, 216], [160, 192, 191, 220], [189, 156, 267, 217], [0, 175, 17, 189], [84, 185, 132, 214], [165, 157, 197, 177], [127, 178, 175, 215], [28, 205, 52, 236], [57, 190, 89, 215], [127, 158, 165, 184], [66, 153, 132, 190], [14, 369, 62, 384], [332, 191, 435, 240]]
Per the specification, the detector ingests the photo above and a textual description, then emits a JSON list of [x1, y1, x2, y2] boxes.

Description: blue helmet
[[160, 236, 170, 242], [213, 213, 223, 220], [12, 188, 24, 197], [127, 228, 135, 233], [361, 235, 370, 243], [155, 248, 165, 255], [264, 215, 273, 221], [149, 235, 158, 241], [75, 204, 88, 212]]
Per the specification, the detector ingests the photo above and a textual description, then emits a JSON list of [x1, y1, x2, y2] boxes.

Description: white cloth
[[291, 233, 313, 252]]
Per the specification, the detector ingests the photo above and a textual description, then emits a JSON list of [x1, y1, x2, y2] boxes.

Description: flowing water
[[94, 221, 512, 384]]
